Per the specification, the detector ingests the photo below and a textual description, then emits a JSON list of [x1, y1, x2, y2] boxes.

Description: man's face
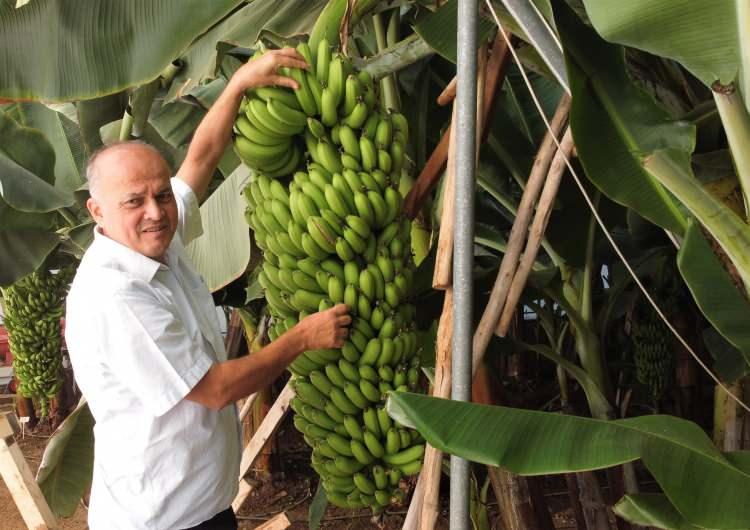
[[86, 145, 178, 262]]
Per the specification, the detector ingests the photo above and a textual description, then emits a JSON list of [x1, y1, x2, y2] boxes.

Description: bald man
[[65, 49, 351, 530]]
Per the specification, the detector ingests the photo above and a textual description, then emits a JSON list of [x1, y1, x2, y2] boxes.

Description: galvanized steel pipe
[[451, 0, 478, 528]]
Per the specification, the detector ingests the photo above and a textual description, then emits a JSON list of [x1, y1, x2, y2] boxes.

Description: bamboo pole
[[496, 127, 574, 335], [473, 95, 569, 342]]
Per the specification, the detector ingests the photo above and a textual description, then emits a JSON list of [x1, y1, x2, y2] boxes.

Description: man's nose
[[143, 198, 164, 220]]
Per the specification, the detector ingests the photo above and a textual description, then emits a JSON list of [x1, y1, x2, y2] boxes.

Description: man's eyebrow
[[121, 192, 145, 201], [157, 186, 173, 194]]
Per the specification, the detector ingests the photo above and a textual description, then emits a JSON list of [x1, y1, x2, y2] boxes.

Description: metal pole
[[451, 0, 477, 528]]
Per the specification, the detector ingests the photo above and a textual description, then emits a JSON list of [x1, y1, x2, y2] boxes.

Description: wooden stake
[[437, 76, 458, 106], [432, 103, 459, 290], [496, 127, 574, 336], [237, 392, 259, 423], [470, 95, 571, 375], [433, 45, 488, 290], [419, 289, 454, 530], [402, 288, 454, 530], [0, 413, 58, 529], [232, 382, 295, 512], [404, 34, 511, 219]]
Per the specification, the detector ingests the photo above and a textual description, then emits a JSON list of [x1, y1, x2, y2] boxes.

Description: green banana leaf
[[581, 0, 738, 87], [413, 0, 497, 64], [0, 0, 243, 101], [2, 103, 85, 192], [164, 0, 329, 103], [614, 494, 711, 530], [0, 230, 60, 287], [558, 4, 750, 372], [308, 480, 327, 530], [76, 94, 128, 157], [184, 165, 252, 292], [557, 4, 688, 236], [387, 392, 750, 529], [36, 399, 95, 517], [677, 219, 750, 366]]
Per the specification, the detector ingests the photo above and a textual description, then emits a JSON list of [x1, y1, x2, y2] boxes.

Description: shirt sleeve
[[171, 177, 204, 246], [101, 289, 214, 417]]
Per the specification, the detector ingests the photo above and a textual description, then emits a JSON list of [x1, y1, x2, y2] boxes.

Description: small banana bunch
[[239, 39, 424, 512], [631, 307, 674, 400], [1, 266, 75, 416]]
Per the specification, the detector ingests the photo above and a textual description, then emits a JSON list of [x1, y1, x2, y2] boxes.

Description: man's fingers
[[274, 54, 309, 71], [270, 75, 299, 90], [332, 303, 350, 316], [337, 315, 352, 326]]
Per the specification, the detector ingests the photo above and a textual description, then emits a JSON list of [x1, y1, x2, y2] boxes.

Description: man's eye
[[157, 192, 173, 202]]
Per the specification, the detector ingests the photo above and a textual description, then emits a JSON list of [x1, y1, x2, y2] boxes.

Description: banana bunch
[[1, 267, 75, 416], [631, 307, 674, 400], [240, 39, 423, 512]]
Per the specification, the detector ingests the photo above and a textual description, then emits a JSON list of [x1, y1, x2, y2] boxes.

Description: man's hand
[[228, 47, 309, 93], [175, 48, 309, 202], [294, 304, 351, 350]]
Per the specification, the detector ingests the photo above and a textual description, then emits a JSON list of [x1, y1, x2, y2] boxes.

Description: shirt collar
[[89, 227, 178, 282]]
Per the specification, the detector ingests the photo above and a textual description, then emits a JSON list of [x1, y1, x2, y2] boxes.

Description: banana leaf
[[677, 219, 750, 366], [0, 0, 243, 101], [184, 165, 252, 292], [558, 4, 750, 371], [387, 392, 750, 529], [557, 4, 688, 236], [581, 0, 738, 87], [36, 399, 95, 517], [0, 230, 60, 286], [413, 0, 496, 64], [164, 0, 329, 103], [1, 103, 85, 192], [614, 494, 711, 530]]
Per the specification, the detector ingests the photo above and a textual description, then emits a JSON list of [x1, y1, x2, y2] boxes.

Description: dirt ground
[[1, 414, 577, 530]]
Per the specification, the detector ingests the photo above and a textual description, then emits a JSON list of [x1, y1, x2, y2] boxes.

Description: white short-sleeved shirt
[[66, 178, 240, 530]]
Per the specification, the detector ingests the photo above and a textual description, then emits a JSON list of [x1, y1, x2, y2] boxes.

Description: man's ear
[[86, 197, 103, 226]]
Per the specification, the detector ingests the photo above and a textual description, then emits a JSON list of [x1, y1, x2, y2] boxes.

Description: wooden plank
[[0, 414, 58, 530], [231, 382, 295, 511], [254, 511, 291, 530]]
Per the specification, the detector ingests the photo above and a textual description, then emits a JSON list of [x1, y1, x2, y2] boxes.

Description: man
[[65, 48, 350, 530]]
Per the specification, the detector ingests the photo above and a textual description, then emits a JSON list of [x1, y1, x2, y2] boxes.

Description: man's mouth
[[142, 225, 166, 233]]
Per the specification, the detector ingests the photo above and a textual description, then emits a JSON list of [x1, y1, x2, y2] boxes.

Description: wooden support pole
[[496, 127, 575, 336], [431, 104, 459, 290], [232, 382, 295, 512], [433, 45, 488, 290], [468, 96, 570, 376], [404, 34, 511, 219], [0, 413, 58, 530], [419, 289, 454, 530], [437, 76, 458, 106]]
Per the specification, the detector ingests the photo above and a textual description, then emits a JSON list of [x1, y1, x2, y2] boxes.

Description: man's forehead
[[96, 147, 170, 188]]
